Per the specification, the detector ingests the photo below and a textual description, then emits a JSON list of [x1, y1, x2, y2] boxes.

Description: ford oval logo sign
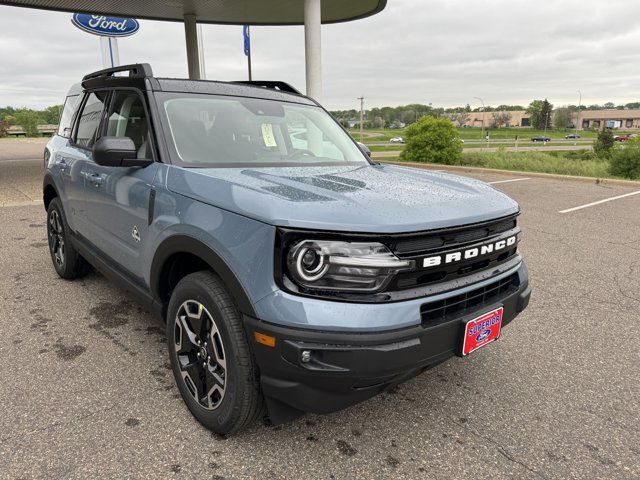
[[475, 329, 491, 342], [72, 14, 139, 37]]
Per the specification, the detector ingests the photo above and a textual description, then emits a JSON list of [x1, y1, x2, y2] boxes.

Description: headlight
[[286, 240, 413, 293]]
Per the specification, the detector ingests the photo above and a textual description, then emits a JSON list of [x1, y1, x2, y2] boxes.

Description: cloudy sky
[[1, 0, 640, 111]]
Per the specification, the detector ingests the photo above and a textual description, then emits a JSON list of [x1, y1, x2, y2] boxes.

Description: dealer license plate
[[461, 307, 503, 356]]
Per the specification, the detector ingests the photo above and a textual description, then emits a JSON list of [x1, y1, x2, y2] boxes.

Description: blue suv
[[44, 64, 531, 434]]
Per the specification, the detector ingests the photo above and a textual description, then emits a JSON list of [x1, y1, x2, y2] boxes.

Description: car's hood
[[165, 163, 519, 233]]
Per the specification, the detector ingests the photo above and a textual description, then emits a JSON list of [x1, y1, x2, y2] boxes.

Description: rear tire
[[46, 197, 91, 280], [166, 271, 263, 434]]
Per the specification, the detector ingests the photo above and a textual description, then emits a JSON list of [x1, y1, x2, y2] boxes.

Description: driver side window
[[75, 92, 107, 148], [106, 91, 150, 159], [285, 110, 344, 160]]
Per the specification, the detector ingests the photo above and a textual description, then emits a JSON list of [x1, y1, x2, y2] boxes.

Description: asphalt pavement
[[0, 140, 639, 479]]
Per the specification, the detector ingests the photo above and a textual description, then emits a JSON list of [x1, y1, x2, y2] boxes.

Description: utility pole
[[358, 96, 364, 143], [575, 90, 582, 145]]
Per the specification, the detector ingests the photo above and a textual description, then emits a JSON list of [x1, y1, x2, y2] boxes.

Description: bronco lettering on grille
[[422, 235, 517, 269]]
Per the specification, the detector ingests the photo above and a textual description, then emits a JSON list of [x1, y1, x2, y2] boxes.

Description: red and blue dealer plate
[[461, 307, 503, 356]]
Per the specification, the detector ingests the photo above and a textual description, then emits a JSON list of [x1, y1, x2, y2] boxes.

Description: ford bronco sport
[[44, 64, 531, 434]]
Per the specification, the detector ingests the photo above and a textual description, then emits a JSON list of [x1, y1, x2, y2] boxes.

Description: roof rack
[[82, 63, 153, 82], [231, 80, 301, 95]]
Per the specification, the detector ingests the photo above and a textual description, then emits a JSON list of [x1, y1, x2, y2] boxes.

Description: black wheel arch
[[150, 235, 257, 320], [43, 173, 59, 211]]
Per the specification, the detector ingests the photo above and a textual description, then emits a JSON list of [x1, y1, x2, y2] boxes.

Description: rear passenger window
[[106, 91, 150, 158], [75, 92, 107, 148], [57, 95, 79, 137]]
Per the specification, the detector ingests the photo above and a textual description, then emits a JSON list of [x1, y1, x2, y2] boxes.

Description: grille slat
[[386, 213, 520, 291], [420, 273, 519, 327], [391, 216, 517, 257]]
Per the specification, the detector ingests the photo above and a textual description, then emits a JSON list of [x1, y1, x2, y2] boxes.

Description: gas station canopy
[[0, 0, 387, 100], [0, 0, 386, 25]]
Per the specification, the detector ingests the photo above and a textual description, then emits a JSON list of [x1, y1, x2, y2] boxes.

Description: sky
[[1, 0, 640, 111]]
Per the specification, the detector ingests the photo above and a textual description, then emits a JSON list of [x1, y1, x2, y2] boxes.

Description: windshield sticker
[[261, 123, 278, 147]]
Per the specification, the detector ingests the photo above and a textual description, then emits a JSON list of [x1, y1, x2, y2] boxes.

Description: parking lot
[[1, 139, 638, 479]]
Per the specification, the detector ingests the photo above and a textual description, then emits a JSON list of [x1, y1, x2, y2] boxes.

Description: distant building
[[462, 111, 529, 128], [572, 110, 640, 130], [460, 109, 640, 130]]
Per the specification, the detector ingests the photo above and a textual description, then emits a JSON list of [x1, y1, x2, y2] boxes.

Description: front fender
[[150, 234, 260, 317]]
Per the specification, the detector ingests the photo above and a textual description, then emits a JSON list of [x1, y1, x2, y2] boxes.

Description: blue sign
[[243, 25, 251, 56], [72, 14, 139, 37]]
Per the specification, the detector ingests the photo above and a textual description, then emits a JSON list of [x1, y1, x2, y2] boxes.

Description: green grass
[[368, 145, 404, 152], [459, 150, 610, 177], [384, 149, 614, 179]]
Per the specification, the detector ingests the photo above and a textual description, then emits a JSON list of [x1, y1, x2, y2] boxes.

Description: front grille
[[420, 273, 520, 327], [384, 214, 520, 291], [390, 216, 517, 257]]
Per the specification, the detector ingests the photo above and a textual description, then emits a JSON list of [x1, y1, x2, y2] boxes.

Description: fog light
[[301, 350, 312, 363]]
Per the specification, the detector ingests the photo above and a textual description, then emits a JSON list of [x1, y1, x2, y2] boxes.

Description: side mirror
[[357, 141, 371, 157], [92, 136, 152, 167]]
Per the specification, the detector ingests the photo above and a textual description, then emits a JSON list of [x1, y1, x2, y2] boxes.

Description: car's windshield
[[158, 93, 368, 168]]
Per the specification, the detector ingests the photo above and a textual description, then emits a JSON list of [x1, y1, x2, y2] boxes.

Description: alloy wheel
[[48, 210, 65, 267], [174, 300, 227, 410]]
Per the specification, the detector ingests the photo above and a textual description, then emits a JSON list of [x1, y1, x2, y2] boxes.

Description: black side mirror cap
[[357, 141, 371, 157], [92, 136, 152, 167]]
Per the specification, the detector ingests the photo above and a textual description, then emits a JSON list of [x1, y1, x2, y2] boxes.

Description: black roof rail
[[82, 63, 153, 82], [232, 80, 301, 95]]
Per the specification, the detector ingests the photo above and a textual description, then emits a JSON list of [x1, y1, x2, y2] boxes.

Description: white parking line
[[488, 178, 530, 185], [559, 190, 640, 214]]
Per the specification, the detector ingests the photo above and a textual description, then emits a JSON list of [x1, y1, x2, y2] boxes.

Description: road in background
[[372, 145, 591, 158], [0, 139, 639, 479], [0, 138, 48, 206]]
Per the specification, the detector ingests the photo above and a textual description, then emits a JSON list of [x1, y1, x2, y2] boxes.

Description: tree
[[399, 116, 462, 165], [0, 119, 7, 138], [489, 111, 511, 128], [609, 139, 640, 179], [42, 105, 63, 124], [553, 107, 572, 130], [594, 129, 615, 159], [444, 112, 470, 127], [526, 99, 553, 130], [603, 102, 615, 109], [14, 110, 40, 137]]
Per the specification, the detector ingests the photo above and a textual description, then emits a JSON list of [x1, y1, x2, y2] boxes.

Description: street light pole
[[474, 96, 485, 148], [358, 96, 364, 143]]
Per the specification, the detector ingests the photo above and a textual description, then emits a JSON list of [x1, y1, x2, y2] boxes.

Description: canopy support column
[[184, 14, 201, 80], [304, 0, 322, 101]]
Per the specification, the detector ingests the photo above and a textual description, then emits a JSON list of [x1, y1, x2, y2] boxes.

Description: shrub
[[609, 140, 640, 179], [399, 116, 462, 164], [594, 129, 615, 159], [560, 149, 598, 162], [14, 110, 41, 137], [0, 119, 7, 138], [458, 150, 610, 178]]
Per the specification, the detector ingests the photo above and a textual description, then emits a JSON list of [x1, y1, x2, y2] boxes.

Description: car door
[[57, 91, 109, 233], [82, 89, 158, 282]]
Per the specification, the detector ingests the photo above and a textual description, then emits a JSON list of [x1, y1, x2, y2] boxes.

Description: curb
[[380, 160, 640, 188]]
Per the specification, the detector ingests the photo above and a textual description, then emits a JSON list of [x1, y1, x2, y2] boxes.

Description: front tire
[[166, 271, 263, 434], [46, 197, 90, 280]]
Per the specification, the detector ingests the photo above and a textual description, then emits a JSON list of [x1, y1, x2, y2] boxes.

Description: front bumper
[[245, 262, 531, 424]]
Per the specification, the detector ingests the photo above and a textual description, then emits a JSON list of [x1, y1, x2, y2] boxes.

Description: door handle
[[87, 173, 103, 187]]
